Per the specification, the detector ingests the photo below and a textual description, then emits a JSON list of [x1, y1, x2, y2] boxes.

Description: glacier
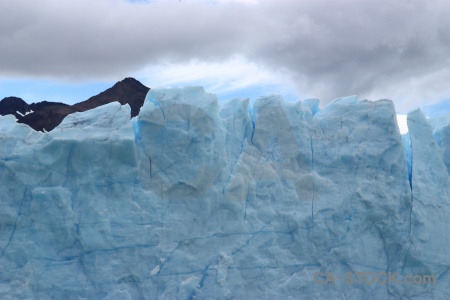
[[0, 87, 449, 299]]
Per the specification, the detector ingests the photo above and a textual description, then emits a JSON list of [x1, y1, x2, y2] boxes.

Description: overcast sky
[[1, 0, 449, 113]]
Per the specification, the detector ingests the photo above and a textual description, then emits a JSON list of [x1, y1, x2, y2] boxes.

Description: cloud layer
[[1, 0, 449, 110]]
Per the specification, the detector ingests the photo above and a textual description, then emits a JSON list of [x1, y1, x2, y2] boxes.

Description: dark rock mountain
[[29, 100, 71, 112], [0, 96, 75, 131], [0, 97, 30, 118], [73, 77, 149, 118], [0, 78, 150, 132], [19, 104, 78, 132]]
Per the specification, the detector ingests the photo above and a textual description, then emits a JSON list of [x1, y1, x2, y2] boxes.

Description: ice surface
[[396, 110, 450, 297], [0, 88, 449, 299], [431, 115, 450, 175]]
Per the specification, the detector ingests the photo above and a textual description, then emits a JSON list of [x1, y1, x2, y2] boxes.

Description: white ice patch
[[150, 265, 160, 276]]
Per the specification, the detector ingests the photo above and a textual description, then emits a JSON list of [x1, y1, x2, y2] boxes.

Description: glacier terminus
[[0, 87, 449, 299]]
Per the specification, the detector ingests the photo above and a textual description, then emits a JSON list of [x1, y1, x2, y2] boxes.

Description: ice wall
[[0, 88, 449, 299]]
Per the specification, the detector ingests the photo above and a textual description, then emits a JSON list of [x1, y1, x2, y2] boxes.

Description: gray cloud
[[1, 0, 449, 110]]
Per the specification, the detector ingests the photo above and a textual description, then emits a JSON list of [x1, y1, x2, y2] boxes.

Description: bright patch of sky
[[0, 56, 301, 104], [186, 0, 259, 3], [421, 99, 450, 118], [396, 114, 408, 134], [128, 0, 260, 3], [133, 56, 300, 102]]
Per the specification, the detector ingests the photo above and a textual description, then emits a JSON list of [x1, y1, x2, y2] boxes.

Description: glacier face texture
[[0, 88, 449, 299]]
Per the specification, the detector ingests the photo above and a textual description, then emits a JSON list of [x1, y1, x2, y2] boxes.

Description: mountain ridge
[[0, 77, 150, 131]]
